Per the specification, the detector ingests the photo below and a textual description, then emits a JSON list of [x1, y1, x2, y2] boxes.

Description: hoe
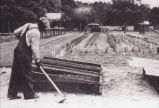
[[38, 64, 66, 103]]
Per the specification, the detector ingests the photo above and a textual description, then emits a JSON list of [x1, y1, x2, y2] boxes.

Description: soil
[[0, 63, 159, 108]]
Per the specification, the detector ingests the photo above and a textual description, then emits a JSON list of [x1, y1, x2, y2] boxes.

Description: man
[[7, 17, 50, 100], [123, 24, 127, 34]]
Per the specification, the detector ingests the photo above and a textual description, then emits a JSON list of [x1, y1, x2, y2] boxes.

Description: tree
[[149, 7, 159, 27], [106, 1, 150, 25], [91, 2, 111, 25], [73, 6, 92, 30], [40, 0, 61, 12], [1, 0, 16, 6], [61, 0, 77, 18], [0, 5, 14, 32], [61, 0, 77, 29], [0, 0, 62, 32]]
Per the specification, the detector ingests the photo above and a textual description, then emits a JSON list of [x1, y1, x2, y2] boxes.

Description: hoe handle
[[39, 65, 65, 98]]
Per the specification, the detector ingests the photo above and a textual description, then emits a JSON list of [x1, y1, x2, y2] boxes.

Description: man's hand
[[35, 61, 41, 68], [15, 33, 21, 39]]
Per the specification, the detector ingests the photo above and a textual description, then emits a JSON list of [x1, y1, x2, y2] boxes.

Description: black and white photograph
[[0, 0, 159, 108]]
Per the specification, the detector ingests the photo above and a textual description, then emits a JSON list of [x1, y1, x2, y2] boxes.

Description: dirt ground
[[0, 58, 159, 108], [0, 31, 159, 108]]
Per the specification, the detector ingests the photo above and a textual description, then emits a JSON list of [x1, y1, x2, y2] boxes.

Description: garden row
[[0, 32, 84, 67]]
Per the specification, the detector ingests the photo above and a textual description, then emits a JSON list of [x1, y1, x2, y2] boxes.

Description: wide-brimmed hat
[[39, 17, 50, 29]]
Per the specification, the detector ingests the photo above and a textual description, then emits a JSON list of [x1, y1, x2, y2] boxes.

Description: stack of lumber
[[32, 57, 102, 94]]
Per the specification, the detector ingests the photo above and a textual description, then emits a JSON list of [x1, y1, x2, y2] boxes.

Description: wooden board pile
[[32, 57, 102, 95], [144, 74, 159, 94]]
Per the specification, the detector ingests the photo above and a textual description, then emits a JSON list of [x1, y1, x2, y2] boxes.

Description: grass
[[0, 35, 17, 43]]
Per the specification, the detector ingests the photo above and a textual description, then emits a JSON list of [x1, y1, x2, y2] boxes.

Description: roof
[[139, 21, 150, 25], [45, 13, 63, 21], [87, 23, 100, 26]]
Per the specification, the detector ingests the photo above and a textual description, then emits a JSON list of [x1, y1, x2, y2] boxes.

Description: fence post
[[49, 29, 51, 37], [8, 21, 10, 34], [157, 47, 159, 53]]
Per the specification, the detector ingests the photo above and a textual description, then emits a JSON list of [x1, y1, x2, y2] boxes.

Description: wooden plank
[[42, 58, 101, 72], [128, 57, 159, 77], [41, 59, 101, 72], [145, 75, 159, 93], [40, 63, 101, 75], [32, 65, 100, 78], [34, 82, 100, 94], [44, 57, 101, 67], [32, 57, 102, 94], [143, 62, 159, 77], [32, 71, 99, 84], [99, 67, 103, 95]]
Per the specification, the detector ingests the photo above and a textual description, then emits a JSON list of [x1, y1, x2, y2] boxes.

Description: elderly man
[[7, 17, 50, 100]]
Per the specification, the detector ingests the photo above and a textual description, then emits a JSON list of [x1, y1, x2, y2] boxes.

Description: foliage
[[73, 6, 92, 30], [39, 0, 61, 12], [90, 2, 111, 25], [60, 0, 77, 29], [106, 2, 151, 25], [149, 7, 159, 25], [0, 0, 61, 32], [0, 0, 158, 32]]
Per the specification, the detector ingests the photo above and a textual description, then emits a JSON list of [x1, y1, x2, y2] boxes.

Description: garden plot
[[75, 33, 100, 52], [64, 33, 90, 54], [126, 35, 151, 50], [56, 31, 157, 57], [76, 33, 94, 49], [67, 33, 109, 54], [126, 31, 159, 53], [84, 33, 100, 48], [73, 33, 100, 53], [115, 34, 135, 52], [95, 34, 109, 53], [107, 34, 118, 52], [40, 32, 84, 57], [117, 34, 151, 54], [133, 33, 159, 53], [118, 35, 141, 52], [0, 32, 84, 66]]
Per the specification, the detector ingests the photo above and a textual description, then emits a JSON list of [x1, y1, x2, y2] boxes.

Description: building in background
[[45, 13, 63, 28]]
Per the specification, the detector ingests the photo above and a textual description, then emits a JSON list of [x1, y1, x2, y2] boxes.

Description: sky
[[75, 0, 159, 8]]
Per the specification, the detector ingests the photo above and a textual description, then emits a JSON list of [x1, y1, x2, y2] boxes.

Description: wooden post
[[53, 29, 56, 36], [157, 47, 159, 53], [2, 22, 4, 34], [41, 32, 43, 38], [50, 29, 51, 37], [80, 22, 82, 31], [8, 21, 10, 34], [99, 69, 103, 95]]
